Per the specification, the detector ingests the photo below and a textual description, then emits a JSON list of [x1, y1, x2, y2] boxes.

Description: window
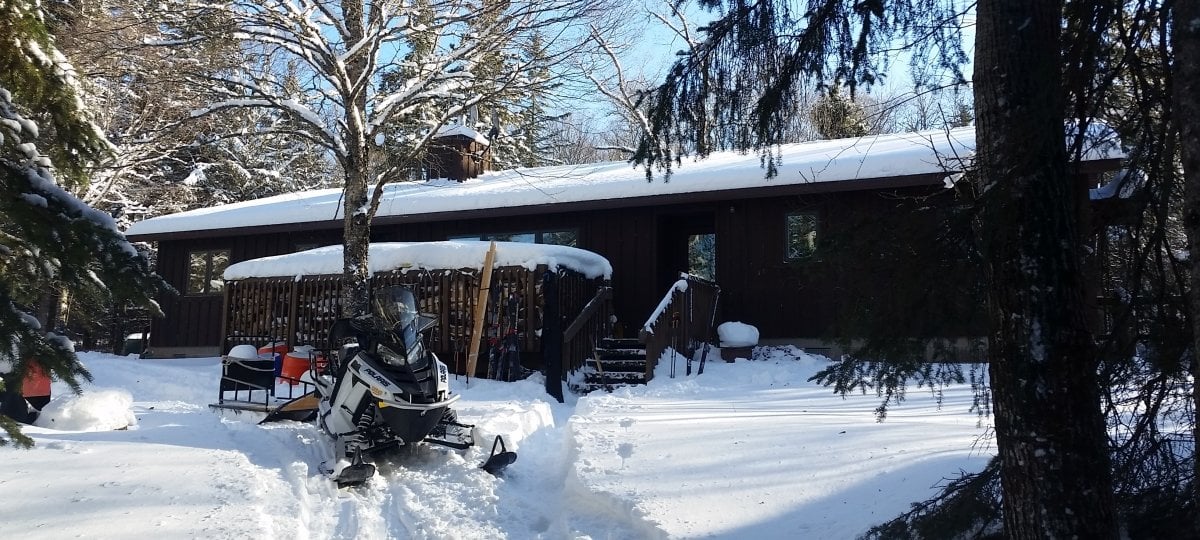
[[688, 233, 716, 281], [187, 250, 230, 295], [451, 229, 578, 247], [785, 212, 818, 260]]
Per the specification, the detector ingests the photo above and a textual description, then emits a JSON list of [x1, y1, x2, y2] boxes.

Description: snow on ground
[[1, 349, 994, 539]]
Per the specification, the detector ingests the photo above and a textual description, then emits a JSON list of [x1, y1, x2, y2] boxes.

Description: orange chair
[[22, 362, 51, 411]]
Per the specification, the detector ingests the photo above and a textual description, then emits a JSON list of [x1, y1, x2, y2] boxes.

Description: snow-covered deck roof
[[222, 241, 612, 280], [126, 126, 1122, 239]]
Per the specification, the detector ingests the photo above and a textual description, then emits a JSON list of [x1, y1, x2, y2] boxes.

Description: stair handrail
[[556, 284, 613, 381], [639, 273, 721, 380], [564, 286, 612, 344]]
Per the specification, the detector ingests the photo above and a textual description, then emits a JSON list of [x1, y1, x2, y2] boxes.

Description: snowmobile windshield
[[371, 286, 430, 371], [372, 287, 419, 344]]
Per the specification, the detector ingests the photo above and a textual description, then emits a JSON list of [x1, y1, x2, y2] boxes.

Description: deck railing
[[639, 273, 721, 380], [220, 265, 606, 378]]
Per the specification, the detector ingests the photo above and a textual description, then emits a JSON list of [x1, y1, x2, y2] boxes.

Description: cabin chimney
[[426, 125, 491, 182]]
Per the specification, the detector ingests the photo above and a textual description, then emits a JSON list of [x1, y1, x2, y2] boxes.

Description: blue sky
[[619, 2, 977, 96]]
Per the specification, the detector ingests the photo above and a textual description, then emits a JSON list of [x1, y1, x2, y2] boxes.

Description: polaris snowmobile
[[309, 286, 494, 487]]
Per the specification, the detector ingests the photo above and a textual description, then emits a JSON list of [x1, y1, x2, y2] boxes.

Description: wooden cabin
[[125, 127, 1125, 363]]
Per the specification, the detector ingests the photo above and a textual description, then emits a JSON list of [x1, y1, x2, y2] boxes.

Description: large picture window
[[785, 212, 818, 260], [187, 250, 230, 295], [451, 229, 578, 247]]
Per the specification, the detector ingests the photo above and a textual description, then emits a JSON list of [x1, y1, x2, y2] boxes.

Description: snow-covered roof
[[222, 241, 612, 280], [433, 124, 489, 145], [126, 126, 1123, 239], [1089, 169, 1140, 200]]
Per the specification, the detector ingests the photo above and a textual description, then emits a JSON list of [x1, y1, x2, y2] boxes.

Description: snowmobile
[[306, 285, 512, 487]]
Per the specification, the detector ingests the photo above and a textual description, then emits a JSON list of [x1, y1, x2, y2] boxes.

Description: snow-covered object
[[642, 278, 688, 333], [718, 321, 759, 347], [222, 241, 612, 280], [33, 388, 137, 431], [1089, 169, 1141, 200], [127, 126, 1123, 239], [228, 344, 259, 359], [433, 124, 489, 145]]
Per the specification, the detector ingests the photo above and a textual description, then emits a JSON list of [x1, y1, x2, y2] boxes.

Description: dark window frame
[[186, 249, 230, 296]]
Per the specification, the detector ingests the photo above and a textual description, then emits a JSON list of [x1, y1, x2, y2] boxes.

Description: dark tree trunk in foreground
[[1172, 1, 1200, 533], [340, 0, 372, 319], [973, 0, 1118, 537]]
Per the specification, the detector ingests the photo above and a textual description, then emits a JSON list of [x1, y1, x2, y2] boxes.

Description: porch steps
[[576, 337, 649, 393]]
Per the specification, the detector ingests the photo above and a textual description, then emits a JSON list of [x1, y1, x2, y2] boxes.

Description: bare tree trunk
[[340, 0, 372, 318], [973, 0, 1118, 537], [342, 158, 372, 319], [1172, 1, 1200, 534]]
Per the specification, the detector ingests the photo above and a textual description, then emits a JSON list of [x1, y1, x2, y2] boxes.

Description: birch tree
[[152, 0, 611, 316]]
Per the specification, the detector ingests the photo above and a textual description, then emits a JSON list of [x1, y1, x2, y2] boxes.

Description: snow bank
[[223, 240, 613, 280], [34, 388, 137, 431], [717, 321, 759, 347]]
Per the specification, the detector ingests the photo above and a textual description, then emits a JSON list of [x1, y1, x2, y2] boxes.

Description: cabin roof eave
[[125, 171, 953, 242]]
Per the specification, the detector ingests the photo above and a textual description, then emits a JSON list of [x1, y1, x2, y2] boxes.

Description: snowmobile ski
[[481, 435, 517, 476], [328, 451, 377, 488]]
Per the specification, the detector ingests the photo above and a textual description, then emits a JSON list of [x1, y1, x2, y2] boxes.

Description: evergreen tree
[[375, 0, 441, 180], [1171, 0, 1200, 529], [635, 0, 1135, 535], [808, 85, 869, 139], [506, 32, 558, 168], [0, 0, 166, 446]]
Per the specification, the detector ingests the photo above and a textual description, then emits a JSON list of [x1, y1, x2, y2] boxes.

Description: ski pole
[[670, 311, 680, 378]]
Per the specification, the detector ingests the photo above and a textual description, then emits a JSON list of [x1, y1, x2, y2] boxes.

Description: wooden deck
[[219, 265, 610, 378]]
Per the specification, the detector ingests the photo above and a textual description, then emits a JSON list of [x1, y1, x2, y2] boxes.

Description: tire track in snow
[[217, 416, 343, 538], [371, 445, 507, 538], [212, 400, 665, 538]]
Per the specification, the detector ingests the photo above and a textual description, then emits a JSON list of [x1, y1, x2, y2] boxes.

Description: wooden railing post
[[541, 270, 563, 402], [286, 279, 299, 351], [219, 281, 232, 355]]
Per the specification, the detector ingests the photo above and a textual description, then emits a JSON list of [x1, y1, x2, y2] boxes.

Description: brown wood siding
[[151, 237, 230, 350], [148, 182, 1001, 353], [715, 195, 838, 339], [712, 187, 986, 340]]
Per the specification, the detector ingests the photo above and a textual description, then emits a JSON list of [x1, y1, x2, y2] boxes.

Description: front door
[[656, 212, 717, 291]]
